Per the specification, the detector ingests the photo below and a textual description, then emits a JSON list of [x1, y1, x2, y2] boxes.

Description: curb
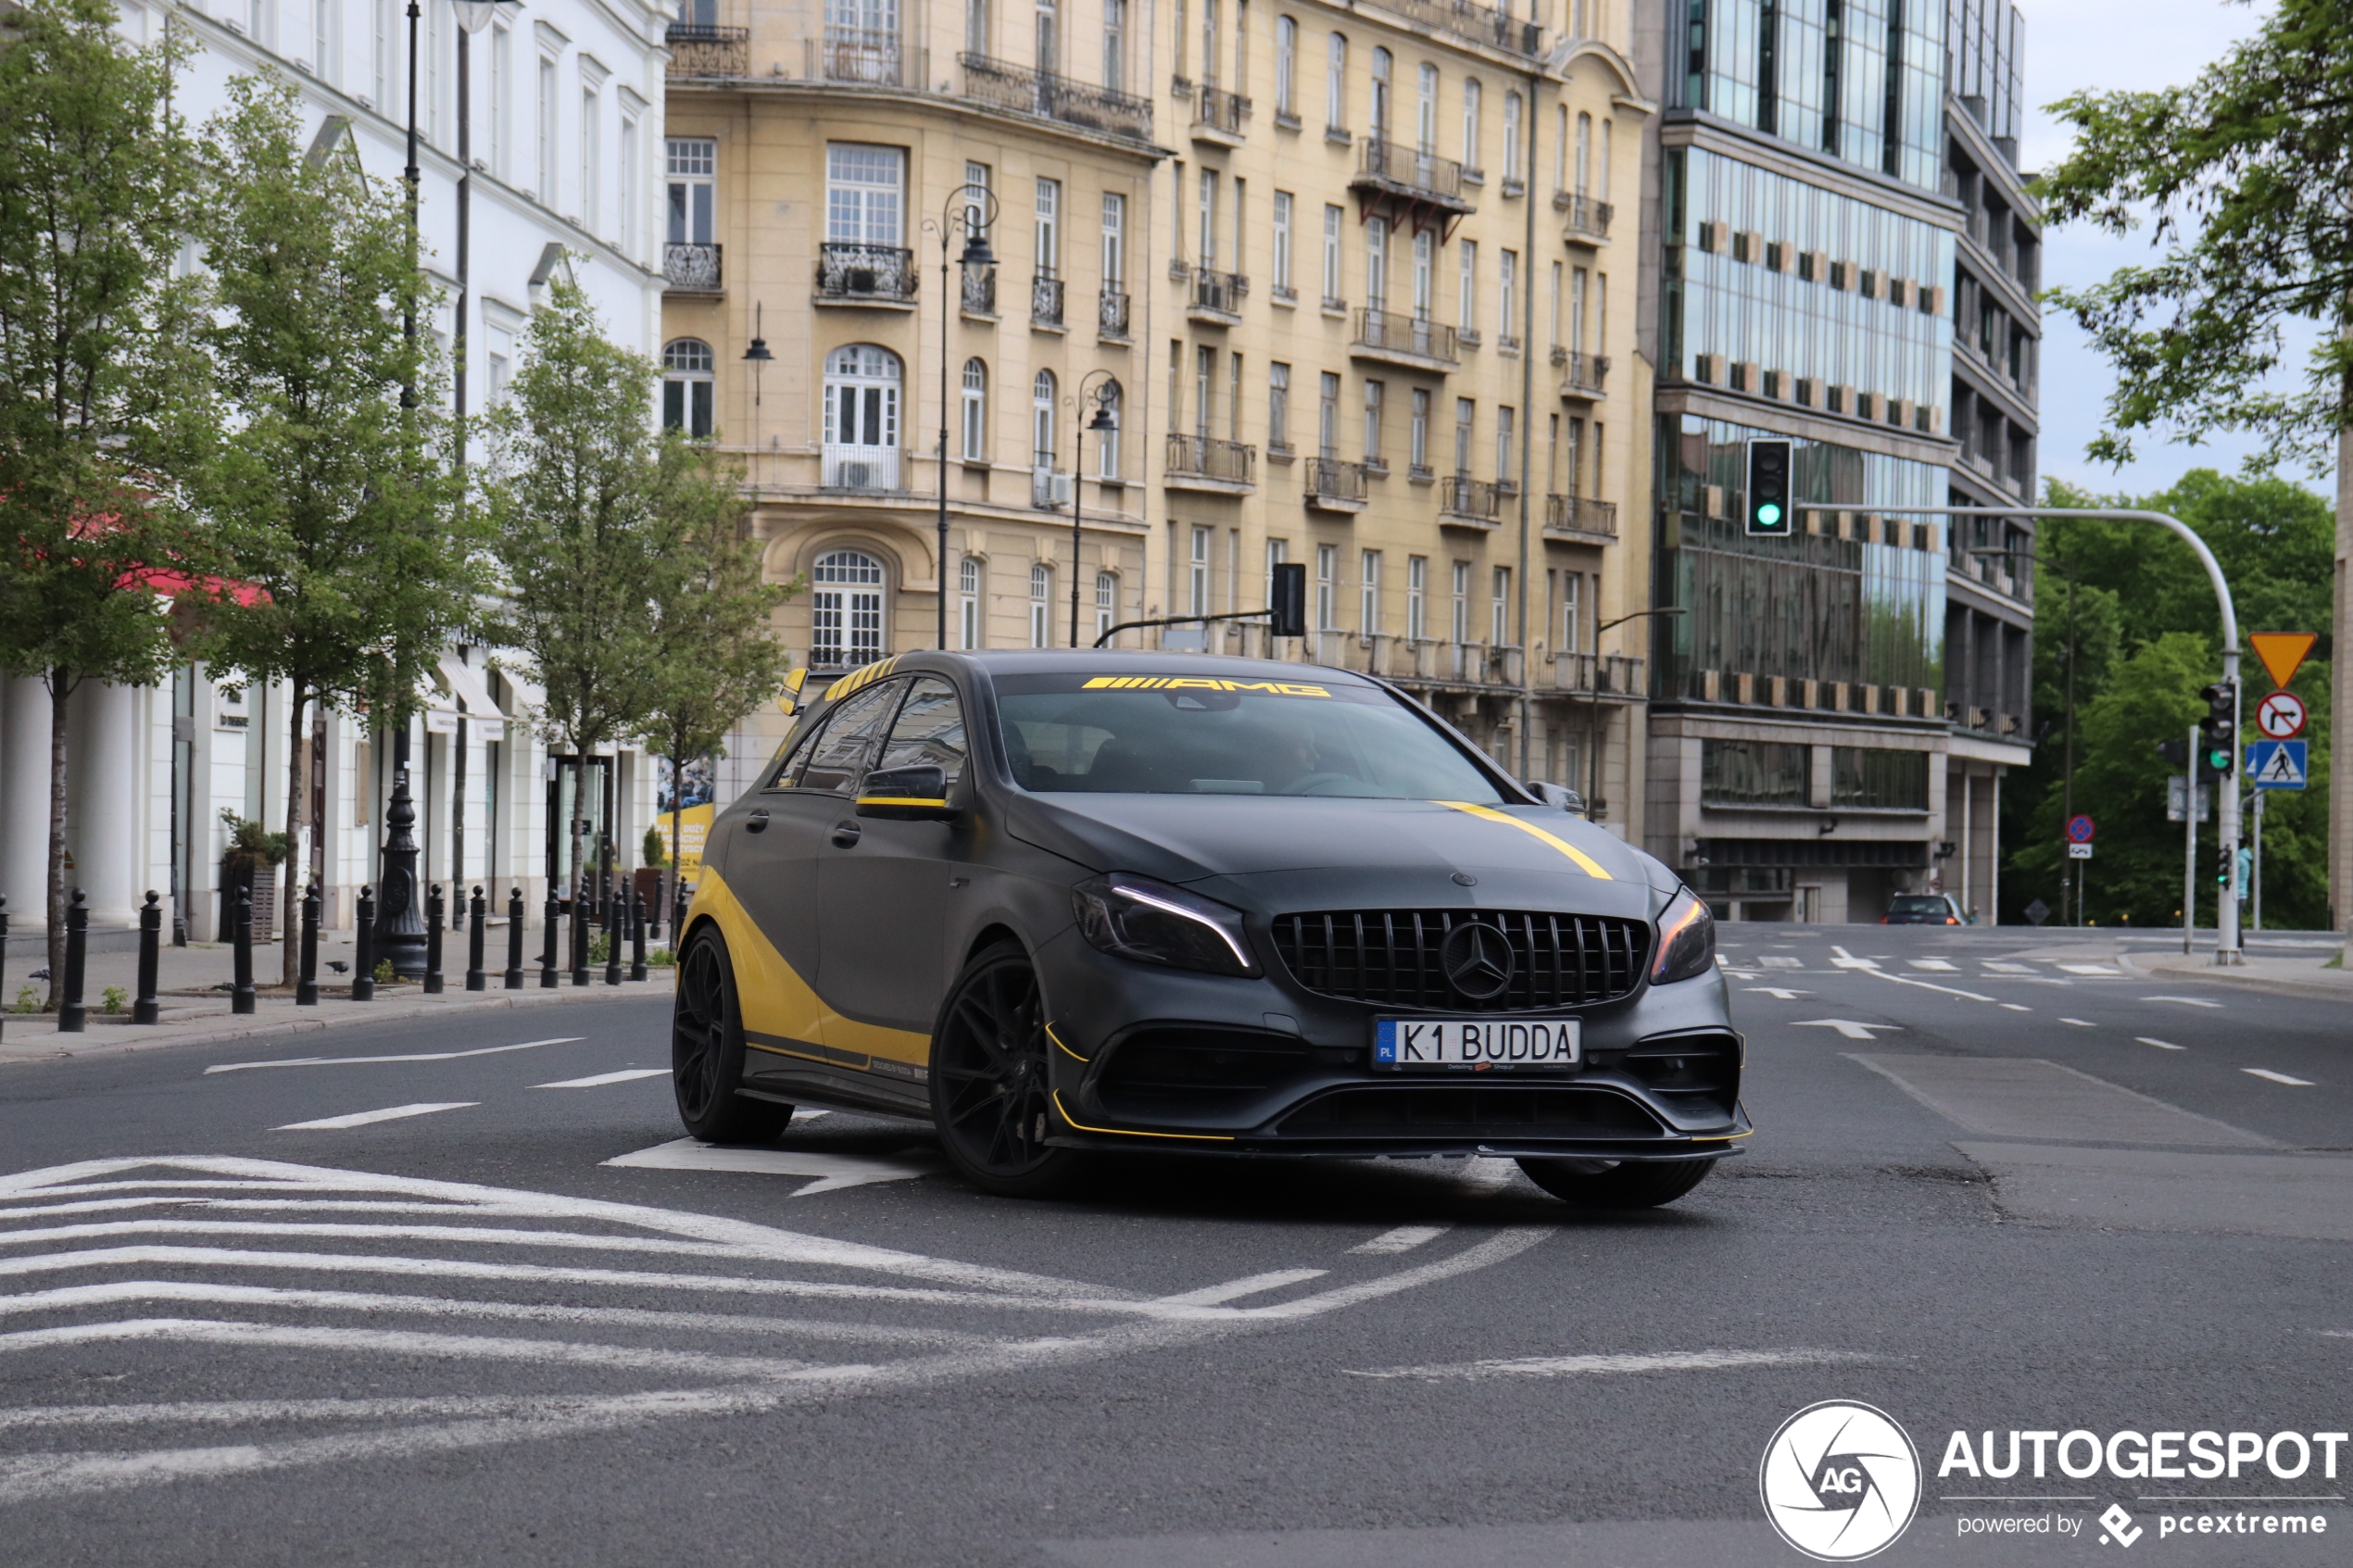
[[0, 975, 675, 1065], [2116, 949, 2353, 1002]]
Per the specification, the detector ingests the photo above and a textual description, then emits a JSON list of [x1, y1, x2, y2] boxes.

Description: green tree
[[193, 78, 470, 985], [484, 277, 674, 896], [0, 0, 208, 998], [2035, 0, 2353, 470], [637, 442, 802, 921]]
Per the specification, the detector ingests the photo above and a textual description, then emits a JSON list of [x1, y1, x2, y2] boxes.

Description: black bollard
[[540, 890, 560, 988], [231, 888, 256, 1015], [423, 884, 445, 994], [353, 884, 377, 1001], [59, 889, 89, 1033], [604, 874, 623, 987], [630, 891, 648, 982], [466, 886, 487, 992], [571, 877, 590, 987], [297, 883, 321, 1006], [133, 891, 161, 1024], [505, 886, 525, 990]]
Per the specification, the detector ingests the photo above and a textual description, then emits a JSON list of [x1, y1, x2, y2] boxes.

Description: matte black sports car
[[672, 650, 1746, 1207]]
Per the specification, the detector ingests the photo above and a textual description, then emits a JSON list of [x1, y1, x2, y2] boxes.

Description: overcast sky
[[2019, 0, 2301, 497]]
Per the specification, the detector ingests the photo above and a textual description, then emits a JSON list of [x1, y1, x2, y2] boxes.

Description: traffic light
[[1268, 561, 1307, 638], [2198, 683, 2237, 776], [1744, 438, 1793, 536], [2156, 738, 2188, 769]]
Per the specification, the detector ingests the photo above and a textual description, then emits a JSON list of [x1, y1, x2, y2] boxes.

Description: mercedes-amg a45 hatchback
[[671, 651, 1745, 1207]]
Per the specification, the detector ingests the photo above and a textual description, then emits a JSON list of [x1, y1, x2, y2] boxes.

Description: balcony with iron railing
[[665, 22, 748, 76], [816, 243, 918, 305], [959, 53, 1155, 144], [960, 265, 997, 317], [1548, 651, 1647, 698], [1350, 139, 1473, 215], [1303, 456, 1368, 510], [1440, 475, 1504, 525], [1098, 288, 1130, 339], [1031, 274, 1065, 329], [1554, 191, 1614, 240], [1192, 83, 1251, 144], [1365, 0, 1541, 55], [1164, 433, 1256, 492], [662, 241, 722, 294], [1554, 347, 1609, 396], [1351, 307, 1459, 370], [1188, 268, 1248, 324], [1543, 494, 1619, 539], [819, 446, 916, 492], [820, 25, 901, 84]]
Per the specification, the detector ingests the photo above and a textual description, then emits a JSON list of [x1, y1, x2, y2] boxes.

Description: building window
[[1369, 46, 1391, 141], [1491, 565, 1510, 644], [1406, 555, 1428, 640], [1189, 525, 1212, 617], [618, 114, 639, 257], [959, 557, 983, 648], [1359, 548, 1381, 633], [826, 144, 904, 245], [1267, 361, 1290, 449], [1575, 110, 1592, 194], [1032, 370, 1058, 474], [1095, 571, 1117, 642], [1271, 191, 1292, 293], [1035, 0, 1058, 70], [1317, 370, 1340, 457], [1502, 90, 1521, 181], [1833, 747, 1931, 809], [1364, 215, 1387, 307], [661, 339, 715, 437], [1101, 191, 1125, 284], [579, 82, 600, 232], [1453, 397, 1474, 476], [535, 52, 557, 203], [966, 0, 988, 55], [1315, 542, 1336, 630], [1325, 31, 1346, 132], [1701, 739, 1808, 808], [1409, 387, 1429, 471], [667, 138, 715, 245], [1036, 175, 1062, 275], [1030, 561, 1054, 647], [1320, 203, 1343, 305], [1195, 168, 1217, 267], [1560, 569, 1581, 654], [1102, 0, 1125, 91], [1274, 15, 1295, 117], [1498, 248, 1516, 343], [1451, 559, 1469, 642], [1362, 379, 1383, 464], [812, 549, 887, 670], [822, 344, 904, 487], [963, 161, 992, 244], [1265, 536, 1287, 606], [374, 0, 396, 107], [1457, 239, 1477, 332], [1461, 77, 1480, 169], [1495, 404, 1514, 481], [486, 22, 510, 177], [1416, 61, 1438, 152], [961, 358, 988, 458]]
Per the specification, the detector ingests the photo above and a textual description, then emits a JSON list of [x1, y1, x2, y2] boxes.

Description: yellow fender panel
[[685, 867, 932, 1070]]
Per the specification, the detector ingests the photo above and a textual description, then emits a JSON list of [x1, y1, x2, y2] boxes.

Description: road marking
[[1829, 951, 1881, 970], [1347, 1348, 1888, 1381], [1155, 1269, 1329, 1307], [2058, 964, 2124, 976], [2244, 1069, 2315, 1086], [602, 1137, 940, 1197], [1744, 987, 1812, 999], [273, 1103, 477, 1131], [208, 1039, 585, 1075], [2144, 996, 2223, 1008], [2060, 1018, 2095, 1028], [1758, 956, 1805, 970], [2001, 1004, 2032, 1012], [1829, 946, 1997, 1002], [1907, 960, 1958, 972], [2137, 1037, 2187, 1051], [1982, 961, 2034, 974], [533, 1069, 668, 1088], [1349, 1225, 1448, 1255], [1792, 1020, 1900, 1040]]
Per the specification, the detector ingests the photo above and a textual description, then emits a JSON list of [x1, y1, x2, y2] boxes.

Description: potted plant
[[219, 809, 291, 943]]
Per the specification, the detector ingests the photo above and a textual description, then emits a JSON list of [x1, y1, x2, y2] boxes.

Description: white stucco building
[[0, 0, 671, 948]]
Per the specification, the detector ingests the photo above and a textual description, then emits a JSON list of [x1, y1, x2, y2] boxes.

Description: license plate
[[1373, 1018, 1582, 1071]]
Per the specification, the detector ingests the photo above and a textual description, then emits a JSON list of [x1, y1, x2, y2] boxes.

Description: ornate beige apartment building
[[659, 0, 1652, 825]]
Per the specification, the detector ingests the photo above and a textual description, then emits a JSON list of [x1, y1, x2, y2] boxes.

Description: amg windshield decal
[[1079, 676, 1333, 696]]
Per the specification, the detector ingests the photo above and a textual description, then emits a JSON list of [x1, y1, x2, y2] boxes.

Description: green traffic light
[[1756, 502, 1782, 528]]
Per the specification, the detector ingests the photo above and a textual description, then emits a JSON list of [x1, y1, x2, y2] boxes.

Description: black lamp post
[[1589, 607, 1687, 814], [1070, 372, 1118, 648], [375, 727, 429, 978], [1972, 541, 2074, 923], [925, 186, 997, 649]]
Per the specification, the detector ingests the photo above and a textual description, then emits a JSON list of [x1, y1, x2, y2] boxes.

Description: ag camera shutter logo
[[1759, 1400, 1922, 1561]]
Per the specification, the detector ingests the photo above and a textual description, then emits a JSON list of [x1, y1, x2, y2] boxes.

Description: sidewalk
[[2118, 947, 2353, 1000], [1, 929, 674, 1064]]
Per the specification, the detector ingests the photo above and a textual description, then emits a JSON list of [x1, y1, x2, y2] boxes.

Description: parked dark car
[[1881, 893, 1968, 925]]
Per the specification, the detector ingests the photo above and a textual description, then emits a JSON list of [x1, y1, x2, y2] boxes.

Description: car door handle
[[830, 821, 862, 847], [745, 809, 770, 834]]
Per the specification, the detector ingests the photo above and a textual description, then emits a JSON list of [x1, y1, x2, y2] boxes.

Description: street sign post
[[2068, 843, 2094, 859], [2246, 740, 2309, 791], [2255, 690, 2308, 739]]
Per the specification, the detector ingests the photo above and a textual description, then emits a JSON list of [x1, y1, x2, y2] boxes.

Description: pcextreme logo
[[1760, 1400, 1923, 1562]]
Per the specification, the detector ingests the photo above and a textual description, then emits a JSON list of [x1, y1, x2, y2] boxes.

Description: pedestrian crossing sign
[[2245, 739, 2308, 790]]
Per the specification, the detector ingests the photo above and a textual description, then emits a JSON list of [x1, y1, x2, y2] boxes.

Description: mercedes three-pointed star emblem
[[1439, 921, 1515, 1001]]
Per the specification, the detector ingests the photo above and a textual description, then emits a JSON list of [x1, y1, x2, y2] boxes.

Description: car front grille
[[1270, 909, 1650, 1012]]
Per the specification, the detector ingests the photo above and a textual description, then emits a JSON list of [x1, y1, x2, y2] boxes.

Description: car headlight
[[1651, 886, 1716, 985], [1072, 873, 1258, 977]]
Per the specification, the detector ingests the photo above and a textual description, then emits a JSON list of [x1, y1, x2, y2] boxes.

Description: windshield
[[1886, 896, 1948, 914], [993, 672, 1507, 802]]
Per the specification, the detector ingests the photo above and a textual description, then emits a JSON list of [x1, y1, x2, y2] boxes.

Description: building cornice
[[664, 77, 1172, 164], [1658, 383, 1961, 469], [1661, 111, 1965, 230]]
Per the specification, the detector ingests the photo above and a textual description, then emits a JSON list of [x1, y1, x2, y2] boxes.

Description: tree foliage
[[2002, 472, 2334, 929], [2036, 0, 2353, 469]]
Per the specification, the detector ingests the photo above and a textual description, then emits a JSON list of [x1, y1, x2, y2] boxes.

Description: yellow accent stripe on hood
[[1433, 800, 1614, 880]]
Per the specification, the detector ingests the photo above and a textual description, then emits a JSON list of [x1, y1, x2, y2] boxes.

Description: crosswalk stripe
[[534, 1070, 669, 1088], [274, 1104, 476, 1131]]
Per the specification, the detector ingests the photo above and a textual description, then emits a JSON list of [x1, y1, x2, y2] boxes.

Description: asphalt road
[[0, 926, 2347, 1568]]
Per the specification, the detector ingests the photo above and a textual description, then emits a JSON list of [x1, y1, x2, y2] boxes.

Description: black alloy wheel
[[929, 943, 1092, 1198], [672, 926, 793, 1143], [1515, 1155, 1716, 1210]]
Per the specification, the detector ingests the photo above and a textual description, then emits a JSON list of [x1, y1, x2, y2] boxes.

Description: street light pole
[[1972, 543, 2078, 924], [1071, 372, 1117, 649], [1589, 607, 1687, 818], [925, 186, 996, 650]]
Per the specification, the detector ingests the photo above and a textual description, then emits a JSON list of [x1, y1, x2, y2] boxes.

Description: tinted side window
[[874, 677, 968, 787], [793, 681, 905, 795], [763, 717, 824, 790]]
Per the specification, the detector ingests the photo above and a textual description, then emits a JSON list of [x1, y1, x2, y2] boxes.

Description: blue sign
[[2245, 740, 2309, 790]]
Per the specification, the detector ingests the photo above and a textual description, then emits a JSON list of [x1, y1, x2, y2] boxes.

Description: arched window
[[1093, 378, 1123, 477], [1416, 62, 1438, 153], [1575, 111, 1592, 196], [811, 548, 887, 670], [958, 556, 983, 648], [661, 338, 714, 438], [1369, 47, 1391, 142], [1028, 561, 1054, 647], [1274, 16, 1295, 118], [822, 344, 902, 489], [1031, 370, 1057, 471], [961, 358, 988, 459], [1325, 32, 1346, 132], [1094, 570, 1117, 643], [1460, 78, 1481, 170]]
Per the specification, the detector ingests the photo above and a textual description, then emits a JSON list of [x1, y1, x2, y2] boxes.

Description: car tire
[[929, 941, 1094, 1199], [672, 925, 794, 1144], [1515, 1155, 1716, 1210]]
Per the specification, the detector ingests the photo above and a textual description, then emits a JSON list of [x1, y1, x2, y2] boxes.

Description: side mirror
[[1528, 781, 1586, 816], [856, 764, 959, 821]]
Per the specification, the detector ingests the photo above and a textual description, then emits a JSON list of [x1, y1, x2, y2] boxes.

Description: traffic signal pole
[[1804, 504, 2246, 964], [2185, 721, 2199, 956]]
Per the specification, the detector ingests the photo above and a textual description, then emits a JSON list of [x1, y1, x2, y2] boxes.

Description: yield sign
[[2249, 632, 2319, 690], [2256, 690, 2308, 739]]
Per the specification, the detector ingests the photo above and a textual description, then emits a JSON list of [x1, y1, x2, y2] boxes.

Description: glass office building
[[1634, 0, 2034, 922]]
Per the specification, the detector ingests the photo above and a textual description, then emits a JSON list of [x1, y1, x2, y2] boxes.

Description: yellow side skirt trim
[[1051, 1092, 1235, 1142], [854, 797, 950, 808], [1433, 799, 1614, 879], [1045, 1022, 1089, 1063]]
